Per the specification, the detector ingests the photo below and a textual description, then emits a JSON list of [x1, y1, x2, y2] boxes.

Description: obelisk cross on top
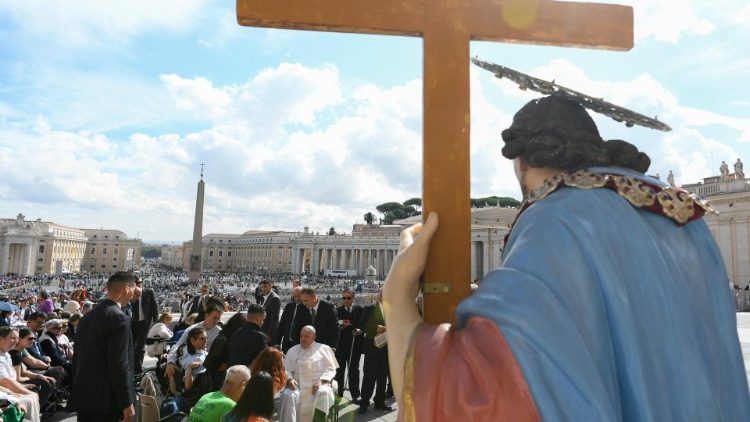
[[237, 0, 634, 324]]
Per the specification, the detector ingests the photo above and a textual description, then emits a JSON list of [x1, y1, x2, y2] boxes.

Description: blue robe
[[457, 167, 750, 421]]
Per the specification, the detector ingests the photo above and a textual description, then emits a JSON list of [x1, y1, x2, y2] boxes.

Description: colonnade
[[289, 237, 504, 280], [291, 246, 398, 277], [0, 241, 33, 275]]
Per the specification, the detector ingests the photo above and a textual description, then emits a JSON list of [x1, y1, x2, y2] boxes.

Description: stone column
[[482, 240, 490, 279], [0, 242, 8, 275], [470, 241, 477, 283], [20, 243, 30, 276], [311, 246, 320, 275], [383, 250, 391, 276], [361, 249, 367, 274]]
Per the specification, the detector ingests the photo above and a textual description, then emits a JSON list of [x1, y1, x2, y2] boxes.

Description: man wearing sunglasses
[[334, 289, 363, 403]]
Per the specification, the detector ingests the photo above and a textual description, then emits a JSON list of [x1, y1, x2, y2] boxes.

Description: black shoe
[[374, 403, 393, 411], [352, 397, 361, 405], [357, 405, 368, 414]]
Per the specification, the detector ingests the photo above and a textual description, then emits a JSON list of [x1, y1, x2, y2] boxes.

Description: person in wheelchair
[[146, 312, 174, 359], [278, 326, 338, 422], [160, 327, 212, 420]]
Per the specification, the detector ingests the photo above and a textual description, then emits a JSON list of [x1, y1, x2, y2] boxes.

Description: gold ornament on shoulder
[[614, 176, 656, 207], [527, 170, 717, 225], [563, 170, 607, 189], [657, 188, 696, 225]]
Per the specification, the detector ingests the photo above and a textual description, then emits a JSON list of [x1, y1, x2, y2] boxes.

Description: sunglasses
[[342, 297, 353, 300]]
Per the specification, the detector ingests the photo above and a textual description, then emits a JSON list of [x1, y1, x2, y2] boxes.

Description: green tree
[[363, 212, 375, 225], [328, 227, 336, 235], [403, 197, 422, 209], [142, 246, 162, 259], [471, 196, 521, 208]]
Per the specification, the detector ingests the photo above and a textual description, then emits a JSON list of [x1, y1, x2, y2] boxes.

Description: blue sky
[[1, 0, 748, 242]]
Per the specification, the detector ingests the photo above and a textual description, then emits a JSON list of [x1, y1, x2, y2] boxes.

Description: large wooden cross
[[237, 0, 633, 324]]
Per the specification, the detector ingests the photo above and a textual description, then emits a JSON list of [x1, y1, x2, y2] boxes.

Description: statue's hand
[[384, 212, 439, 304]]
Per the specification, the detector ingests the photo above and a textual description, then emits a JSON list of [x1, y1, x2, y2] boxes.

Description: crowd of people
[[0, 268, 391, 421]]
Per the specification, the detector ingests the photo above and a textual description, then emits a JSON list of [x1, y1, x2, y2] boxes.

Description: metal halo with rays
[[471, 57, 672, 132]]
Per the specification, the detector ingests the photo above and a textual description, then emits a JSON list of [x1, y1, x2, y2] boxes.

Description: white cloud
[[4, 58, 748, 240], [0, 63, 422, 239], [587, 0, 715, 42], [161, 63, 343, 127], [0, 0, 209, 47]]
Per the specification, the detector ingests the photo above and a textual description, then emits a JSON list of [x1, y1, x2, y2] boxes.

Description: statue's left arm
[[383, 214, 539, 421]]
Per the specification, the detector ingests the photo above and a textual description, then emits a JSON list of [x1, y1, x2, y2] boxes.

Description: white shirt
[[284, 342, 338, 384], [262, 292, 272, 305], [0, 351, 14, 380], [166, 322, 221, 364]]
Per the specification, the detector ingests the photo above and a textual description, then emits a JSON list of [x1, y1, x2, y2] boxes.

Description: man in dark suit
[[299, 287, 338, 349], [188, 284, 210, 323], [227, 304, 267, 367], [71, 271, 136, 422], [258, 279, 281, 342], [335, 288, 364, 402], [272, 286, 311, 353], [358, 290, 391, 414], [130, 274, 158, 373]]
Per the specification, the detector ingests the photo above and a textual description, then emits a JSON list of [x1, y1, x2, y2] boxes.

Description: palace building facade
[[169, 207, 518, 280], [684, 173, 750, 288], [0, 213, 143, 276]]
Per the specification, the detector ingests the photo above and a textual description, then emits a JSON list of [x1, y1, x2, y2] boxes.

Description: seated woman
[[250, 347, 287, 421], [146, 312, 174, 358], [10, 328, 56, 409], [65, 314, 81, 342], [161, 327, 213, 420], [38, 320, 72, 381], [204, 312, 246, 390], [55, 320, 73, 360], [222, 371, 275, 422], [250, 347, 287, 395]]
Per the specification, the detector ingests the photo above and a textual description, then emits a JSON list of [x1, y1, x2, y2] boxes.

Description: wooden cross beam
[[237, 0, 633, 324]]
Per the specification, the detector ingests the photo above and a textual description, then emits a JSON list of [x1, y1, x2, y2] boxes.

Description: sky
[[1, 0, 749, 243]]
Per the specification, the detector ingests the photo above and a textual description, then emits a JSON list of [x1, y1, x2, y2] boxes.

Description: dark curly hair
[[501, 95, 650, 173]]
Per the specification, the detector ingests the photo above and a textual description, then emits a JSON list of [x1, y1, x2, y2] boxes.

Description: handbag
[[1, 403, 25, 422]]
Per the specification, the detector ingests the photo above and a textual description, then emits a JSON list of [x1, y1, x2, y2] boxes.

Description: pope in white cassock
[[279, 325, 339, 422]]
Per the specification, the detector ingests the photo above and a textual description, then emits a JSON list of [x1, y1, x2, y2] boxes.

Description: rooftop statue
[[720, 161, 730, 180], [735, 158, 744, 180]]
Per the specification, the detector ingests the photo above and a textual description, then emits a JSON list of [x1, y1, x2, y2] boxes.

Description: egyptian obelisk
[[189, 164, 205, 284]]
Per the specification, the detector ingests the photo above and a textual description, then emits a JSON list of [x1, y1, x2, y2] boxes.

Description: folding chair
[[140, 394, 160, 422]]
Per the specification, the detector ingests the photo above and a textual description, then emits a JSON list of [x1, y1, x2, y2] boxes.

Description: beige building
[[684, 174, 750, 287], [82, 229, 142, 273], [170, 207, 517, 280], [1, 214, 88, 275], [161, 245, 184, 269], [0, 213, 142, 276]]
